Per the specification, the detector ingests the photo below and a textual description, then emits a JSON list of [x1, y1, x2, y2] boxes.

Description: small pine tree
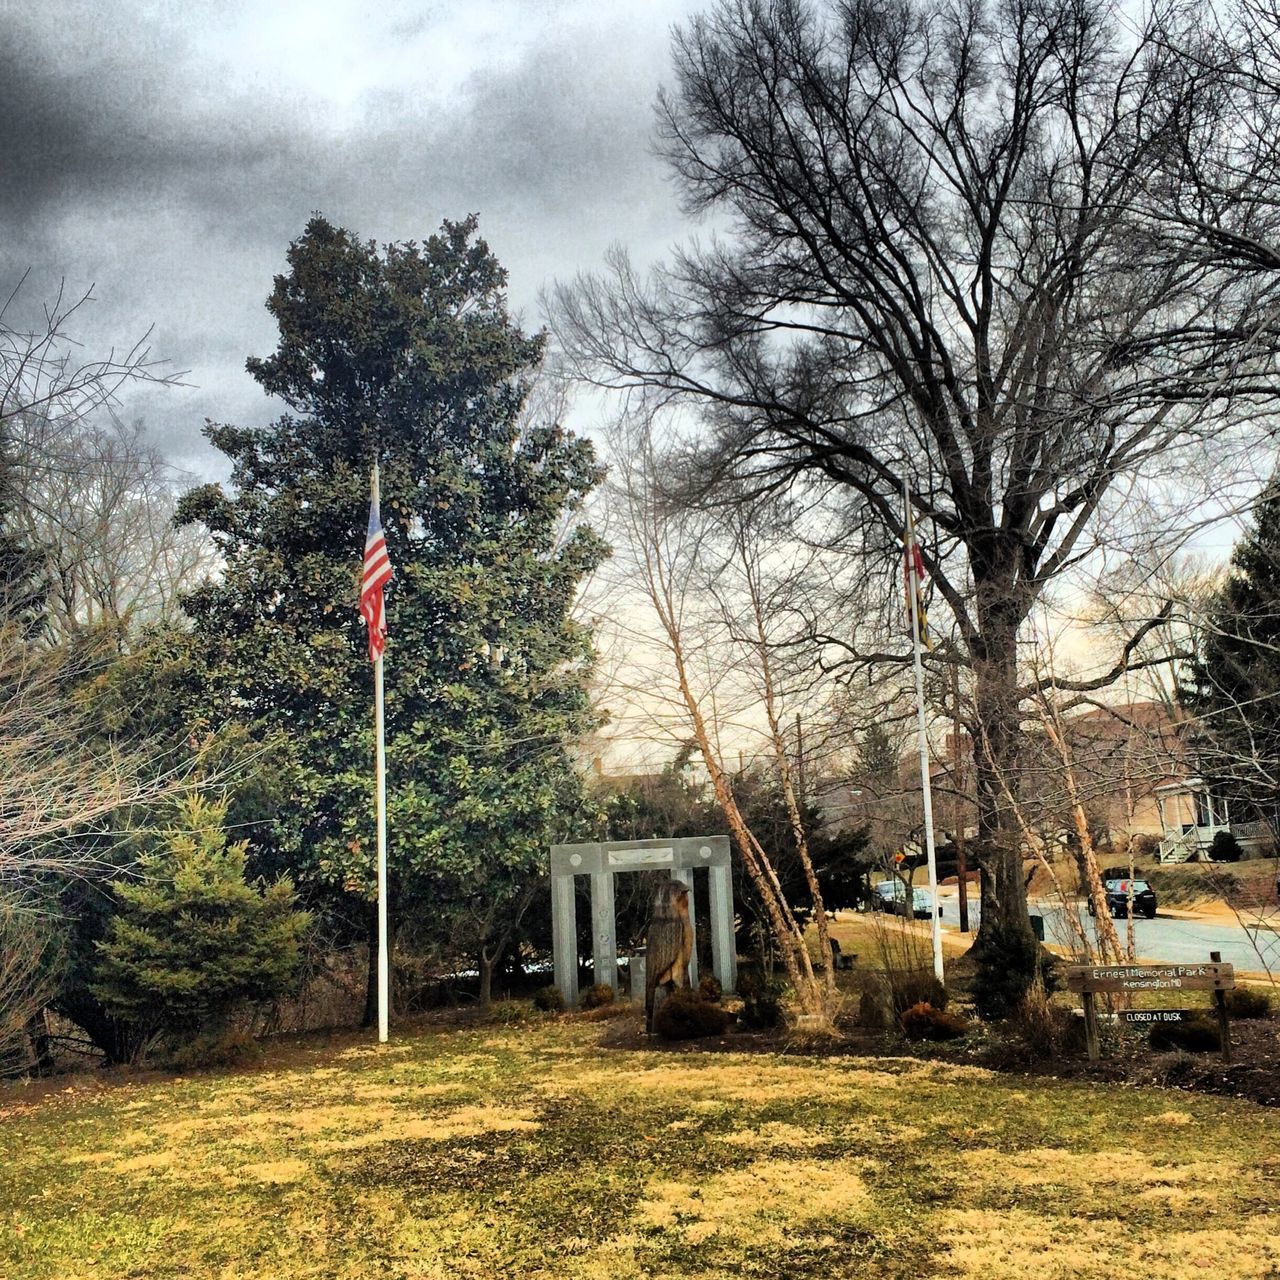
[[93, 794, 310, 1058]]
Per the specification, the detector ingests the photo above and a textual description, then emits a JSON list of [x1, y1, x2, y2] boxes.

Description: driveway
[[934, 888, 1280, 976]]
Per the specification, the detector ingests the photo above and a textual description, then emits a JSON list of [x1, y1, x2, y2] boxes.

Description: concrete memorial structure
[[550, 836, 736, 1008]]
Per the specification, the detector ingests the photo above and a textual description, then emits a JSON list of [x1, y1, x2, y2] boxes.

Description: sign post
[[1210, 950, 1232, 1066], [1066, 959, 1235, 1062]]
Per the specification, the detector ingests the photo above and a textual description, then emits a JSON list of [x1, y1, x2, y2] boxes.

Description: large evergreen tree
[[1183, 478, 1280, 835], [176, 216, 606, 1017]]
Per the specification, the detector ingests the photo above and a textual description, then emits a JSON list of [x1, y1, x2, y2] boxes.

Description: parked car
[[871, 880, 902, 913], [909, 887, 941, 919], [1087, 878, 1157, 919], [871, 881, 941, 919]]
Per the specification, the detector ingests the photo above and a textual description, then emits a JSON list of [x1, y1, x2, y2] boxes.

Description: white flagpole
[[373, 463, 389, 1044], [904, 480, 945, 983]]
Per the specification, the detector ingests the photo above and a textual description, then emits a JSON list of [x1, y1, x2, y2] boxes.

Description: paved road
[[935, 892, 1279, 974]]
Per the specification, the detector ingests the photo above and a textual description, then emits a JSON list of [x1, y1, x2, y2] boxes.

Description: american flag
[[360, 489, 393, 662]]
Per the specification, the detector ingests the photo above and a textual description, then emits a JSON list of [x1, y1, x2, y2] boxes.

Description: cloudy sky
[[3, 0, 703, 477]]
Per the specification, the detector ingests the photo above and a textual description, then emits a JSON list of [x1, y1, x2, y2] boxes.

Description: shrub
[[1150, 1015, 1222, 1053], [1006, 975, 1086, 1060], [580, 1001, 631, 1023], [1154, 1051, 1200, 1087], [737, 969, 786, 1030], [972, 923, 1058, 1021], [899, 1001, 969, 1041], [888, 970, 948, 1015], [168, 1027, 264, 1072], [1209, 831, 1244, 863], [580, 983, 615, 1010], [653, 988, 730, 1040], [1225, 986, 1273, 1019], [489, 1000, 539, 1026], [698, 974, 723, 1003], [858, 982, 891, 1029], [92, 794, 310, 1062], [1130, 834, 1161, 861], [532, 985, 564, 1013]]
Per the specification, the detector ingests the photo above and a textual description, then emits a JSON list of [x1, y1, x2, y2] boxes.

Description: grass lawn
[[3, 1011, 1278, 1280]]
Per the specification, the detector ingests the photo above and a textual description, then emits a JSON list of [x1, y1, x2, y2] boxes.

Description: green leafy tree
[[1183, 477, 1280, 835], [175, 216, 606, 1020], [92, 794, 309, 1060]]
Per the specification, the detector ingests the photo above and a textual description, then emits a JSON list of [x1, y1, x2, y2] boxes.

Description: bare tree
[[1, 274, 181, 431], [1140, 0, 1280, 284], [607, 417, 836, 1015], [6, 411, 213, 642], [549, 0, 1275, 985], [0, 277, 204, 891], [0, 629, 206, 883], [0, 896, 63, 1075]]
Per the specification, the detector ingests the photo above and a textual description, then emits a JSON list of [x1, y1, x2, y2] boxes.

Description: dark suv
[[1088, 879, 1157, 919]]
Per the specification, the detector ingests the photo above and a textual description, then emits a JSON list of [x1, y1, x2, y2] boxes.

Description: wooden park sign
[[1118, 1009, 1192, 1025], [1066, 957, 1235, 1063]]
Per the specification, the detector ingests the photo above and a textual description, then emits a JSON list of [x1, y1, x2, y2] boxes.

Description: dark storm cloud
[[1, 4, 689, 474]]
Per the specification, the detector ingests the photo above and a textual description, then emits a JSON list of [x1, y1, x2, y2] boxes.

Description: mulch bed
[[1027, 1017, 1280, 1107], [594, 1003, 1280, 1106]]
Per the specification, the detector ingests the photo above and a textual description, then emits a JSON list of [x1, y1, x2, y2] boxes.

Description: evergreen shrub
[[1209, 831, 1244, 863], [92, 795, 310, 1061], [1150, 1014, 1222, 1052], [1224, 987, 1273, 1019], [532, 985, 564, 1012], [889, 970, 948, 1015], [653, 988, 730, 1040], [580, 983, 615, 1010], [737, 968, 786, 1029]]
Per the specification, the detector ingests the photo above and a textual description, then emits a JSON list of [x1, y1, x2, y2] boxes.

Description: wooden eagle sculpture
[[644, 878, 694, 1033]]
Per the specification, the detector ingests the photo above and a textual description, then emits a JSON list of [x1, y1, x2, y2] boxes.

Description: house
[[1151, 778, 1271, 862]]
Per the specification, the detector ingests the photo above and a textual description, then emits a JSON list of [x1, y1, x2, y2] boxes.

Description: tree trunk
[[969, 600, 1036, 960], [52, 991, 134, 1065], [24, 1009, 54, 1076], [478, 949, 497, 1012]]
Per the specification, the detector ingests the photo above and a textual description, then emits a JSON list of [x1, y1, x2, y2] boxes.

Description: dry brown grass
[[1, 1017, 1276, 1279]]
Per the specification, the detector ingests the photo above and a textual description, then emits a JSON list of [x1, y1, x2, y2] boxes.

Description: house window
[[1193, 790, 1212, 829]]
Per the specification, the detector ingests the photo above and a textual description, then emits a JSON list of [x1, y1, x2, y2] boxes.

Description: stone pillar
[[552, 873, 578, 1008], [590, 871, 617, 992], [629, 951, 646, 1003], [673, 867, 699, 988], [707, 861, 737, 993]]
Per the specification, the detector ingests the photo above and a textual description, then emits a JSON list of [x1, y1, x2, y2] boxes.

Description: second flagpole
[[373, 464, 389, 1044], [904, 480, 945, 983]]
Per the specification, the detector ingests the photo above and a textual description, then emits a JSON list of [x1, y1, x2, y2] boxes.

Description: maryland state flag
[[903, 504, 933, 651]]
